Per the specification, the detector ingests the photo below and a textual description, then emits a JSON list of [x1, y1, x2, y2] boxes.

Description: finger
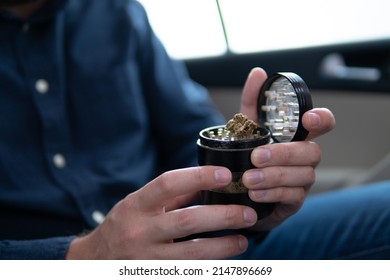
[[250, 141, 321, 168], [251, 199, 304, 231], [243, 166, 315, 191], [136, 166, 232, 211], [164, 192, 199, 212], [302, 108, 336, 141], [240, 67, 268, 121], [154, 205, 257, 240], [248, 186, 306, 206], [248, 187, 306, 231], [159, 235, 248, 260]]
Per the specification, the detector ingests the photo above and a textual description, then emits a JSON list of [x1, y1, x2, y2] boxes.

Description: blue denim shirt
[[0, 0, 223, 259]]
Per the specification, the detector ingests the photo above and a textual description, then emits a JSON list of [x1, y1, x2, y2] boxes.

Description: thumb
[[240, 67, 268, 122]]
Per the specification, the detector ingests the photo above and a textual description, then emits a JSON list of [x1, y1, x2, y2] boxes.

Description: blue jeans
[[239, 180, 390, 259]]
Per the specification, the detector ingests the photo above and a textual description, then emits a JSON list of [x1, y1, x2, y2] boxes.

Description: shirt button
[[92, 210, 105, 224], [53, 153, 66, 169], [35, 79, 49, 94]]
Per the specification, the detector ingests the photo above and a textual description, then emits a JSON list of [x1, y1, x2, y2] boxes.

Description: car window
[[138, 0, 390, 59]]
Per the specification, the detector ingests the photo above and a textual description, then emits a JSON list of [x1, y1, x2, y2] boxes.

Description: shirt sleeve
[[0, 236, 75, 260]]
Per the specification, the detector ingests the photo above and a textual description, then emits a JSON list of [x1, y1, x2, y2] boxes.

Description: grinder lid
[[258, 72, 313, 143]]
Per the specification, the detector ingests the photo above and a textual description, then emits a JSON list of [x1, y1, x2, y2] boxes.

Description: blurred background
[[138, 0, 390, 193]]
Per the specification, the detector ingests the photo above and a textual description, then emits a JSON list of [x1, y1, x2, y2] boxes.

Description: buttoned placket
[[33, 77, 69, 170], [13, 19, 105, 227]]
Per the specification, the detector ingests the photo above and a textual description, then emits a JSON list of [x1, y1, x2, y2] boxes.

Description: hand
[[240, 67, 336, 231], [66, 166, 259, 259]]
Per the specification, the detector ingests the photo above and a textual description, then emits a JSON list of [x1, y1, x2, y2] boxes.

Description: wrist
[[65, 232, 96, 259]]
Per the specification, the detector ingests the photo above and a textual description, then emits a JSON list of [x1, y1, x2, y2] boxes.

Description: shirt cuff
[[1, 236, 76, 260]]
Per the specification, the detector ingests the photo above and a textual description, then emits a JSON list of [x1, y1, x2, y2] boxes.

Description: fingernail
[[253, 148, 271, 164], [214, 168, 231, 184], [251, 190, 267, 200], [238, 236, 248, 251], [243, 207, 257, 223], [308, 112, 320, 128], [246, 170, 264, 185]]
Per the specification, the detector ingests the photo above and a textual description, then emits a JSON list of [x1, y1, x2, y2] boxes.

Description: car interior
[[138, 0, 390, 195]]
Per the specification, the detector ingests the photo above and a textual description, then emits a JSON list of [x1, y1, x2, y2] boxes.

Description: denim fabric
[[239, 181, 390, 259]]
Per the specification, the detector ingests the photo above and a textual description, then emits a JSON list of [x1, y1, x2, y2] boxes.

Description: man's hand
[[66, 67, 336, 259], [240, 67, 336, 231], [66, 166, 259, 259]]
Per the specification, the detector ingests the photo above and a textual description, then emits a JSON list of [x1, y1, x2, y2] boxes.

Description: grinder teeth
[[207, 126, 262, 141]]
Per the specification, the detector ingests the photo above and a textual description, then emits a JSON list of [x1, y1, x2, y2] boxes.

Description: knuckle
[[223, 236, 242, 255], [175, 210, 196, 232], [295, 188, 306, 206], [278, 144, 293, 163], [156, 171, 174, 194], [223, 206, 239, 226], [181, 241, 204, 259], [307, 168, 316, 186], [309, 142, 322, 166], [182, 237, 241, 259], [123, 194, 141, 211], [194, 166, 207, 185], [120, 223, 148, 247], [273, 167, 286, 185], [282, 188, 306, 212], [273, 208, 292, 224], [274, 188, 286, 201]]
